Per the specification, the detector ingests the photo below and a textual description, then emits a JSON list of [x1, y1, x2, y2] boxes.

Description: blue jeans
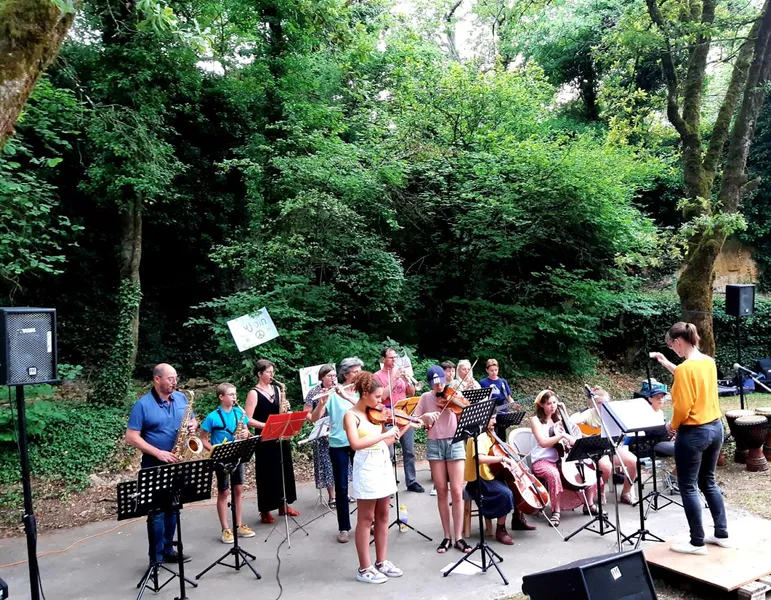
[[147, 511, 177, 564], [387, 426, 416, 486], [674, 420, 728, 546], [141, 453, 177, 563], [329, 445, 354, 532]]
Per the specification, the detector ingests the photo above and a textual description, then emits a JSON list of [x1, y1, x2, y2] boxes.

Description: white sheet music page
[[600, 398, 665, 436]]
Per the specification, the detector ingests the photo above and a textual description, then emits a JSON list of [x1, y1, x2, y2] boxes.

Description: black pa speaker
[[0, 308, 58, 386], [521, 549, 657, 600], [725, 284, 755, 317]]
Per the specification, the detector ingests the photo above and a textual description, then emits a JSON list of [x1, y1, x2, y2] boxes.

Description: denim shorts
[[215, 463, 244, 492], [427, 438, 465, 461]]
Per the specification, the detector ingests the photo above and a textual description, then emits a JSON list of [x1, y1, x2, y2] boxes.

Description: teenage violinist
[[464, 413, 534, 545], [413, 366, 468, 554], [343, 371, 421, 584]]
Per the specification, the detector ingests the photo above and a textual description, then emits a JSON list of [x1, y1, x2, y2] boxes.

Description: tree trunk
[[0, 0, 74, 148], [676, 230, 726, 356], [90, 199, 142, 405], [119, 197, 142, 367]]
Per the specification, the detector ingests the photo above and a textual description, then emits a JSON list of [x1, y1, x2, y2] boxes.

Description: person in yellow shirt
[[464, 415, 521, 545], [650, 322, 729, 556]]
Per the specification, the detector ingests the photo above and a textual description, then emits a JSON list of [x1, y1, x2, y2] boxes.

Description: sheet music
[[298, 416, 330, 445], [600, 398, 665, 437]]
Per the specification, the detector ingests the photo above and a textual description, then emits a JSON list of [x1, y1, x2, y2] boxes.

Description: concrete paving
[[0, 462, 763, 600]]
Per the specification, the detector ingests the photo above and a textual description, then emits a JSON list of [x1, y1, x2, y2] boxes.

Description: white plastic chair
[[508, 427, 536, 470]]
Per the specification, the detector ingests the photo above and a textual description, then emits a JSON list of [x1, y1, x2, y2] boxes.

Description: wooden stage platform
[[644, 516, 771, 593]]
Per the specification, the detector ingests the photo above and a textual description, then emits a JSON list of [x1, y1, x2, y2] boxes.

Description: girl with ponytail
[[650, 322, 729, 555], [343, 371, 421, 584]]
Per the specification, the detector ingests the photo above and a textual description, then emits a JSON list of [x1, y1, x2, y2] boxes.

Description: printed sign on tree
[[227, 307, 279, 352]]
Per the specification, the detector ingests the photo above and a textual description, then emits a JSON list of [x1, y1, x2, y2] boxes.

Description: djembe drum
[[754, 407, 771, 462], [725, 409, 756, 464], [734, 415, 769, 472]]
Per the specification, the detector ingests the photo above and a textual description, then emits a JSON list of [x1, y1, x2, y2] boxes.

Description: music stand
[[262, 410, 309, 548], [463, 388, 493, 404], [375, 401, 432, 544], [443, 399, 508, 585], [600, 399, 669, 549], [297, 417, 335, 527], [118, 459, 213, 600], [195, 437, 261, 581], [563, 436, 617, 542], [630, 433, 682, 515]]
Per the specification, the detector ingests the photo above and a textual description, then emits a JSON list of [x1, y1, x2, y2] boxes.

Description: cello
[[552, 403, 598, 492], [489, 431, 550, 516]]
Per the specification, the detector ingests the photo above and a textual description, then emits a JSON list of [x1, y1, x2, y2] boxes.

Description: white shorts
[[352, 446, 397, 500]]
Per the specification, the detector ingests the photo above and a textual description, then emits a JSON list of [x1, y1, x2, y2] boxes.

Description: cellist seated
[[531, 390, 601, 527], [464, 414, 535, 546], [569, 387, 638, 505]]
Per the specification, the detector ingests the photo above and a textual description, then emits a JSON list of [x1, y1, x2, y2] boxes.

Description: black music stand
[[631, 434, 682, 515], [563, 436, 616, 542], [118, 459, 213, 600], [195, 437, 261, 581], [443, 399, 508, 585], [622, 434, 666, 549], [463, 388, 493, 404], [262, 411, 309, 548]]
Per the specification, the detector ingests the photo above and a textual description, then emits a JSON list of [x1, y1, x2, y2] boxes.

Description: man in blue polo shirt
[[125, 363, 197, 565]]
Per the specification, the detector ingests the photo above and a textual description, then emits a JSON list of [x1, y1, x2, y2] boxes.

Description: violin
[[436, 385, 470, 415], [367, 404, 424, 428], [489, 431, 550, 516]]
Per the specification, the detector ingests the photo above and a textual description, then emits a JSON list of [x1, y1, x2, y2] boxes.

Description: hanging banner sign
[[227, 307, 279, 352]]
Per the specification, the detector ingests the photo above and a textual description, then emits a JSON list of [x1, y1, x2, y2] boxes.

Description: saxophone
[[234, 400, 249, 439], [172, 389, 205, 461], [273, 379, 291, 413]]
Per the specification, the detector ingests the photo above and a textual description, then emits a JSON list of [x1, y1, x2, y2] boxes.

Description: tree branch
[[719, 0, 771, 212], [702, 14, 761, 178], [681, 0, 716, 129], [645, 0, 688, 137]]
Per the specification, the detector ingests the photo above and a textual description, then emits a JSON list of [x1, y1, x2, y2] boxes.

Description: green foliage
[[0, 78, 83, 290], [58, 363, 84, 381], [0, 399, 128, 500]]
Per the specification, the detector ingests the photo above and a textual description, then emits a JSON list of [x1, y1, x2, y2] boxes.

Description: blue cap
[[639, 380, 667, 397], [426, 366, 446, 387]]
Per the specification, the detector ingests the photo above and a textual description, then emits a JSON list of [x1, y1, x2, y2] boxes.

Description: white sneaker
[[375, 560, 403, 578], [356, 565, 387, 584], [704, 535, 732, 548], [670, 541, 708, 555], [430, 486, 437, 496]]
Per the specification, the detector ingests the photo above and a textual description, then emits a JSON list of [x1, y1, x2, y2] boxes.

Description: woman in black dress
[[244, 359, 299, 524]]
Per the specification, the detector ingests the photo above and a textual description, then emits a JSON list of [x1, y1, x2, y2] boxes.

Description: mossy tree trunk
[[0, 0, 74, 148], [119, 196, 142, 367], [646, 0, 771, 356]]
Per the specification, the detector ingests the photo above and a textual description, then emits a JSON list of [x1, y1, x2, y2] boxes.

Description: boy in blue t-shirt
[[200, 383, 255, 544]]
